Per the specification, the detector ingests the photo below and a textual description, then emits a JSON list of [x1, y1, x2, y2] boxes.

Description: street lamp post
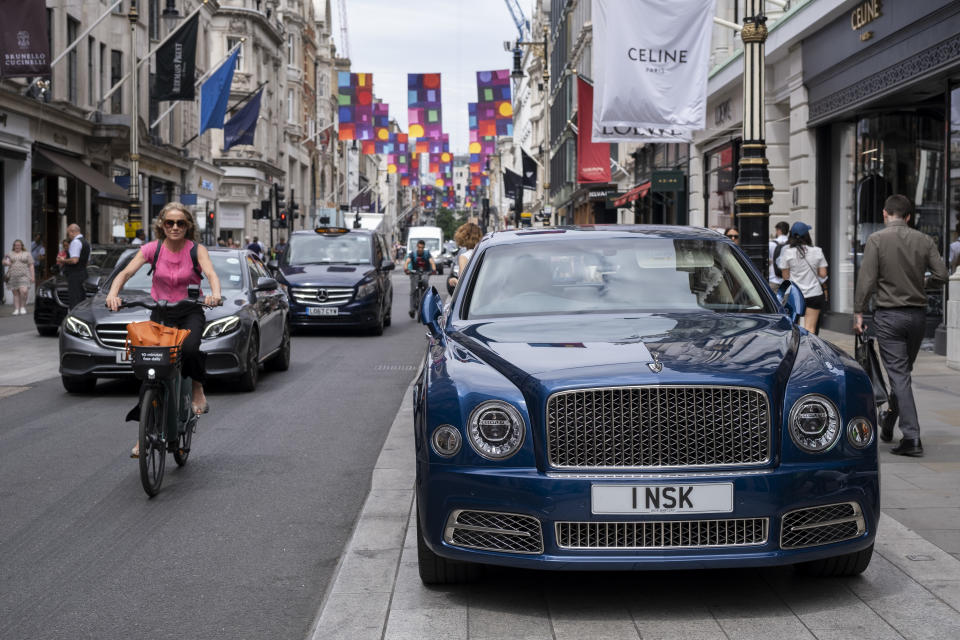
[[733, 0, 773, 275], [128, 0, 141, 228], [512, 24, 550, 225]]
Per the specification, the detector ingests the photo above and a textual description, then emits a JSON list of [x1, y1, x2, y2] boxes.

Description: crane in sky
[[337, 0, 350, 59], [503, 0, 531, 42]]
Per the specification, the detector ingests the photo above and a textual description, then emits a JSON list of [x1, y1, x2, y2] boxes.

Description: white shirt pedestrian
[[778, 245, 828, 298]]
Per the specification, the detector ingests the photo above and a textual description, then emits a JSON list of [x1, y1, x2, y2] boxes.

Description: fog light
[[846, 417, 874, 449], [431, 425, 462, 457]]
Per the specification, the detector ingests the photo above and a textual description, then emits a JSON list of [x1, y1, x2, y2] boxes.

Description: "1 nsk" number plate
[[591, 483, 734, 514]]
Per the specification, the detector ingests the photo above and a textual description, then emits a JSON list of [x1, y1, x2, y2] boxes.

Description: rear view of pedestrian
[[854, 194, 948, 457], [777, 221, 828, 334]]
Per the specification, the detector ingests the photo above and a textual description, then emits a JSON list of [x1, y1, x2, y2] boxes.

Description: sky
[[328, 0, 521, 155]]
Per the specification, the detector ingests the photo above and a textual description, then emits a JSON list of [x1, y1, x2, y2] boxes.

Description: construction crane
[[337, 0, 351, 59], [503, 0, 530, 42]]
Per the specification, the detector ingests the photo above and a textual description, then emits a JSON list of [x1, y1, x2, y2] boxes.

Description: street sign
[[652, 170, 685, 192], [124, 221, 142, 238]]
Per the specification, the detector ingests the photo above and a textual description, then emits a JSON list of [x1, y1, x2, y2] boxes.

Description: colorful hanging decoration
[[337, 72, 374, 141], [407, 73, 444, 140], [476, 69, 513, 137]]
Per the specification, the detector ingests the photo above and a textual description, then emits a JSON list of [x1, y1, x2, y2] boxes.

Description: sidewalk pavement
[[310, 329, 960, 640]]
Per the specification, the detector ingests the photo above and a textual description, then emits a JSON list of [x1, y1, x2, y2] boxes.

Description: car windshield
[[109, 250, 246, 293], [286, 234, 371, 265], [465, 237, 773, 318]]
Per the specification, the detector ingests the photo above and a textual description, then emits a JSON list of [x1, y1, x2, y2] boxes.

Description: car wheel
[[795, 544, 873, 577], [369, 309, 385, 336], [383, 305, 392, 327], [265, 322, 291, 372], [62, 375, 97, 394], [237, 331, 260, 392], [37, 326, 58, 337], [416, 504, 482, 585]]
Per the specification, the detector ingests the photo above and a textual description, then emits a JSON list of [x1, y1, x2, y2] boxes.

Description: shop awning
[[613, 181, 651, 207], [34, 148, 129, 204]]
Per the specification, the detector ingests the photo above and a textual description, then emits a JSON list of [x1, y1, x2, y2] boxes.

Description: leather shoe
[[879, 410, 897, 443], [891, 438, 923, 457]]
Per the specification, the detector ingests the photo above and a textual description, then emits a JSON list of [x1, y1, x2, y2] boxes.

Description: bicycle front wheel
[[139, 387, 166, 497]]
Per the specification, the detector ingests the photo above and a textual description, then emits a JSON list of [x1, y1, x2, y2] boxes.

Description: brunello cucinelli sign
[[851, 0, 882, 41]]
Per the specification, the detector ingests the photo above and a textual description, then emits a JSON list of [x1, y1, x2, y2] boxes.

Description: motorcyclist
[[404, 239, 436, 318]]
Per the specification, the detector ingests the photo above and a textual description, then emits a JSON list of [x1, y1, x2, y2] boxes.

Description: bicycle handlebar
[[115, 297, 222, 312]]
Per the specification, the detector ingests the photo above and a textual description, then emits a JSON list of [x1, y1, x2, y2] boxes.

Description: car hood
[[69, 289, 248, 325], [278, 263, 372, 286], [448, 313, 799, 393]]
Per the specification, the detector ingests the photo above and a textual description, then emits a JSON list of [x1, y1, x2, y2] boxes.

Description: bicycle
[[406, 269, 435, 321], [117, 291, 218, 497]]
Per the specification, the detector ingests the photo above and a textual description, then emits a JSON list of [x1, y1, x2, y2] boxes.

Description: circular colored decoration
[[357, 90, 373, 106], [387, 164, 397, 174], [469, 142, 481, 154], [409, 124, 425, 138], [478, 71, 493, 83], [435, 178, 444, 187], [498, 101, 513, 117], [441, 152, 451, 163], [377, 128, 389, 140], [424, 74, 441, 89]]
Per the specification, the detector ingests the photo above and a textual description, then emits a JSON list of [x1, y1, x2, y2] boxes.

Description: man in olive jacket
[[854, 194, 948, 457]]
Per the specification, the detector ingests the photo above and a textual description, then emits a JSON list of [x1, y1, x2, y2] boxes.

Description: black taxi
[[274, 227, 395, 334]]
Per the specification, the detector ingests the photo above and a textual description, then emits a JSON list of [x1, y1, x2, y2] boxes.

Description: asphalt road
[[0, 273, 433, 640]]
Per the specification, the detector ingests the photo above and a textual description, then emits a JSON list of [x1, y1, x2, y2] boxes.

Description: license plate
[[115, 350, 131, 364], [591, 483, 734, 515], [308, 307, 339, 316]]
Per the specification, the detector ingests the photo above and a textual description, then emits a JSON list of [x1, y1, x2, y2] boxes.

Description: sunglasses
[[163, 219, 188, 229], [726, 233, 740, 239]]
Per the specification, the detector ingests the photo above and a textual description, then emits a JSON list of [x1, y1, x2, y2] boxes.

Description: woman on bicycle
[[106, 203, 222, 455]]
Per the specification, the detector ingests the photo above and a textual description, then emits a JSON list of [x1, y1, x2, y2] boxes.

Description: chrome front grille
[[781, 502, 865, 549], [444, 510, 543, 554], [95, 323, 128, 350], [556, 518, 768, 549], [55, 289, 70, 306], [290, 286, 353, 306], [546, 386, 770, 469]]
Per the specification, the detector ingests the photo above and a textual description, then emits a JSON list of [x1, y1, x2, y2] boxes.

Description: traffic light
[[207, 207, 215, 227], [278, 209, 288, 228], [274, 184, 286, 217], [290, 188, 300, 219], [260, 199, 272, 220]]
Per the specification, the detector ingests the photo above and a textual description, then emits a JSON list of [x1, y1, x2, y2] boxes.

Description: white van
[[406, 226, 444, 274]]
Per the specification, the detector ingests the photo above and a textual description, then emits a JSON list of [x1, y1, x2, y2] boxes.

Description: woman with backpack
[[778, 221, 828, 334]]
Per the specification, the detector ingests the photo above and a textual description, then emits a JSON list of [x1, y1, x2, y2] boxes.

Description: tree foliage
[[435, 207, 462, 242]]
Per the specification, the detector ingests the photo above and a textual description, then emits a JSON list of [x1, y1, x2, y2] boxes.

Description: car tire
[[62, 375, 97, 394], [237, 331, 260, 392], [369, 309, 385, 336], [416, 505, 482, 585], [383, 305, 392, 328], [265, 322, 291, 372], [795, 544, 873, 577], [436, 265, 444, 275], [37, 326, 58, 337]]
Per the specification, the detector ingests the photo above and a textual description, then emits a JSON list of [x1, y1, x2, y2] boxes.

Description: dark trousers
[[874, 308, 926, 440], [66, 269, 85, 308], [150, 305, 206, 384]]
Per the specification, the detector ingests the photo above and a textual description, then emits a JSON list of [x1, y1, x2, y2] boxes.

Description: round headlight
[[846, 417, 874, 449], [467, 401, 525, 460], [431, 425, 462, 457], [789, 394, 841, 453]]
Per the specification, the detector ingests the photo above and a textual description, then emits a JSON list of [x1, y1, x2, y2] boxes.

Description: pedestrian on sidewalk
[[131, 229, 145, 246], [57, 224, 90, 308], [3, 239, 35, 314], [724, 227, 741, 245], [30, 233, 46, 283], [778, 221, 828, 334], [768, 221, 790, 291], [854, 194, 948, 457]]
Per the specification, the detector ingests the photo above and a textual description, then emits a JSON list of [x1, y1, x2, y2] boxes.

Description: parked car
[[439, 240, 458, 272], [34, 244, 130, 336], [274, 226, 394, 335], [58, 247, 290, 393], [413, 225, 879, 584]]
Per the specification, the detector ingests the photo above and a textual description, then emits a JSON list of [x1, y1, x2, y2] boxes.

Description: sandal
[[130, 445, 139, 459], [192, 402, 209, 415]]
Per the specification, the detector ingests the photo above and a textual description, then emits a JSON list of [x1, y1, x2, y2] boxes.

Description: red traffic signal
[[278, 210, 288, 228]]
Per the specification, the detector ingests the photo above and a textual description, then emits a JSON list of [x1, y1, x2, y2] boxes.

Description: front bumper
[[288, 297, 380, 328], [416, 461, 879, 570], [34, 295, 68, 329]]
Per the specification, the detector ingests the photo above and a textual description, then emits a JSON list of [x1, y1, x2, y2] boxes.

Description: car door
[[377, 234, 393, 307], [247, 255, 279, 355]]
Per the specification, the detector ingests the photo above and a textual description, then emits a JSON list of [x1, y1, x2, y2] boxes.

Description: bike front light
[[356, 280, 377, 298], [64, 315, 93, 339], [467, 401, 525, 460], [789, 394, 841, 453], [202, 315, 240, 339]]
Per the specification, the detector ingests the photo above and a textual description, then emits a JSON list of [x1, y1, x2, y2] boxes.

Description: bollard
[[947, 272, 960, 371]]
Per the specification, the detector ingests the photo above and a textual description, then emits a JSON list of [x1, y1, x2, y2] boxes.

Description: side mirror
[[254, 276, 279, 292], [381, 258, 395, 271], [266, 259, 279, 274], [83, 273, 101, 291], [420, 286, 444, 338], [777, 281, 806, 326]]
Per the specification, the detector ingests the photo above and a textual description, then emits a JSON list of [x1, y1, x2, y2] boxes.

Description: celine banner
[[521, 149, 538, 190], [0, 0, 50, 78], [576, 77, 610, 185], [153, 13, 199, 101], [592, 0, 715, 131]]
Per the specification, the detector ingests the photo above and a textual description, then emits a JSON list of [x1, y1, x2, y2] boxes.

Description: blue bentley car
[[413, 226, 878, 584]]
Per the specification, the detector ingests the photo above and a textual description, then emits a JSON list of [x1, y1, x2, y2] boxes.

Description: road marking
[[0, 386, 30, 398]]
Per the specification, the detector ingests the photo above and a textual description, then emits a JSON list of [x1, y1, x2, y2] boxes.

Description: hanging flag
[[576, 76, 611, 184], [223, 89, 263, 150], [0, 1, 50, 78], [503, 169, 522, 199], [200, 47, 240, 134], [521, 150, 538, 190], [476, 70, 513, 137], [338, 72, 374, 141], [592, 0, 715, 131], [407, 73, 443, 140], [153, 13, 199, 101]]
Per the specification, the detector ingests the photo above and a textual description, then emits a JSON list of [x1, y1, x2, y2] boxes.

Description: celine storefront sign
[[851, 0, 883, 41]]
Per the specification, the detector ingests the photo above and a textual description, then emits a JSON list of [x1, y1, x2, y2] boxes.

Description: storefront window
[[949, 86, 960, 275], [704, 141, 739, 231], [829, 123, 857, 314]]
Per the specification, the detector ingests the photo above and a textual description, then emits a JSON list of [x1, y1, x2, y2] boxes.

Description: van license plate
[[308, 307, 338, 316], [591, 483, 734, 514]]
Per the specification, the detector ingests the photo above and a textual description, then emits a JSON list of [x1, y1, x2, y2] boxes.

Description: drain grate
[[374, 364, 418, 371]]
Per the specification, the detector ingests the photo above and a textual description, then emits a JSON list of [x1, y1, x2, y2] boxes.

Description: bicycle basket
[[126, 321, 191, 379]]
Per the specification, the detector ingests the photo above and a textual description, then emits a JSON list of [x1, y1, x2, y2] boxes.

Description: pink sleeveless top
[[140, 240, 203, 303]]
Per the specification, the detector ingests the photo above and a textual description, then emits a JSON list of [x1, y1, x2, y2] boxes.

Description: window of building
[[88, 37, 96, 106], [100, 44, 107, 108], [149, 0, 160, 41], [110, 49, 123, 113], [67, 17, 79, 104], [703, 140, 740, 231], [288, 89, 295, 122], [227, 37, 243, 71], [288, 34, 294, 66]]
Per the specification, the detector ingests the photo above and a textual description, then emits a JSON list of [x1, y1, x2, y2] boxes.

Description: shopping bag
[[855, 334, 889, 406]]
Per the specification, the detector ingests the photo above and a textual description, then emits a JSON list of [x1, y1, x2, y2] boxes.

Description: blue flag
[[223, 89, 263, 150], [199, 47, 239, 134]]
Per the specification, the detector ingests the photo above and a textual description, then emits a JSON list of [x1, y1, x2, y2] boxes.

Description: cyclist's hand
[[106, 294, 122, 312], [204, 294, 223, 307]]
